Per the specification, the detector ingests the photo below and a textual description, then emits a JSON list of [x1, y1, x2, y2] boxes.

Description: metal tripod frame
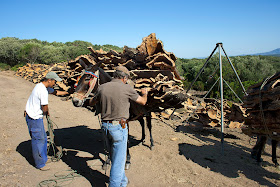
[[186, 43, 248, 154]]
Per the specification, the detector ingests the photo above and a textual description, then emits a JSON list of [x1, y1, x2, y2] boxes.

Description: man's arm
[[88, 97, 99, 106], [42, 105, 49, 116], [56, 90, 69, 96], [135, 88, 148, 105], [51, 90, 69, 96]]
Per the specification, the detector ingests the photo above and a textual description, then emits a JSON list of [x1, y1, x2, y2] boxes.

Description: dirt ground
[[0, 70, 279, 187]]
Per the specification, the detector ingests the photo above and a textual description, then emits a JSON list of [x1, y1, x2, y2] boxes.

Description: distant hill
[[193, 48, 280, 59], [250, 48, 280, 57]]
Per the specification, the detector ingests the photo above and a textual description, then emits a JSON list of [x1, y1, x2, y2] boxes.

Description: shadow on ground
[[176, 125, 280, 186], [17, 125, 141, 186], [16, 140, 34, 167]]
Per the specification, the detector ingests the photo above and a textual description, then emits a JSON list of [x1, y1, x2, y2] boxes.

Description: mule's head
[[72, 62, 101, 107]]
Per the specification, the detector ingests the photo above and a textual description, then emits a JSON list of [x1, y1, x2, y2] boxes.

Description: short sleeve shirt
[[98, 79, 140, 121], [25, 83, 53, 119]]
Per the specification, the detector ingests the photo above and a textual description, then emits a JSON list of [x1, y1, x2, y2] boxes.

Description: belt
[[102, 119, 127, 129], [103, 120, 119, 125]]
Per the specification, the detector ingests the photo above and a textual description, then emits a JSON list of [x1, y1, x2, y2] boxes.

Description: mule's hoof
[[150, 145, 154, 151], [125, 163, 131, 170]]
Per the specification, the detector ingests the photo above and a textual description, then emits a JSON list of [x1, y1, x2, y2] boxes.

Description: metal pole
[[218, 43, 224, 155], [185, 44, 219, 93], [222, 78, 243, 103], [203, 77, 220, 99], [168, 44, 219, 119], [221, 45, 248, 96]]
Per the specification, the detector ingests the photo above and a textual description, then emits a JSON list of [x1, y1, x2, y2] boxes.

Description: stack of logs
[[242, 72, 280, 140], [16, 33, 246, 128]]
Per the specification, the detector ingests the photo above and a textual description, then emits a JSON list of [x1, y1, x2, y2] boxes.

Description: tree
[[39, 45, 65, 64], [19, 43, 41, 64], [0, 37, 23, 66]]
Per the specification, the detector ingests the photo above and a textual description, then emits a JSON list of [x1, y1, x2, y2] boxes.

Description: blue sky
[[0, 0, 279, 58]]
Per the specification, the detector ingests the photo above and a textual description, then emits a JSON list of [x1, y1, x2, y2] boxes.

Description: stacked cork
[[242, 72, 280, 140]]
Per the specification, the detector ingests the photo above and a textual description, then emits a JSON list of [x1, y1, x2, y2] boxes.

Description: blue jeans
[[25, 115, 48, 169], [102, 122, 128, 187]]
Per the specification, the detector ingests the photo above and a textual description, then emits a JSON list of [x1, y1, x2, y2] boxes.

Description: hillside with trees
[[0, 37, 122, 69], [176, 55, 280, 101], [0, 37, 279, 102]]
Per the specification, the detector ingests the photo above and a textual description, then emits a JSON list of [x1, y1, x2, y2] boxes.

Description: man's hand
[[136, 88, 149, 105], [141, 88, 148, 96], [67, 87, 75, 94], [42, 105, 49, 116], [53, 90, 69, 96]]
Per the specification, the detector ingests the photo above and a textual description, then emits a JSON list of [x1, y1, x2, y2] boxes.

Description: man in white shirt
[[25, 72, 69, 171]]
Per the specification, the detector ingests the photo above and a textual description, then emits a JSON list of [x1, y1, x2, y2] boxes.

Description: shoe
[[39, 166, 50, 171]]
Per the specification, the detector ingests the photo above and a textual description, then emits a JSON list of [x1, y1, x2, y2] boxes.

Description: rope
[[46, 116, 63, 162], [249, 136, 258, 146], [39, 117, 104, 186], [37, 169, 82, 187]]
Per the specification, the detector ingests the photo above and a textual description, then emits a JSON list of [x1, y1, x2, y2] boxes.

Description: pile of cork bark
[[157, 95, 246, 128], [16, 63, 50, 83], [15, 62, 72, 91], [66, 33, 187, 112], [16, 33, 187, 110], [16, 33, 246, 128], [242, 72, 280, 140]]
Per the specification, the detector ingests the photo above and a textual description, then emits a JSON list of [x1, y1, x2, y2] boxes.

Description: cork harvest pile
[[159, 96, 246, 129], [16, 33, 246, 128], [15, 62, 71, 92], [242, 72, 280, 140], [68, 33, 187, 113]]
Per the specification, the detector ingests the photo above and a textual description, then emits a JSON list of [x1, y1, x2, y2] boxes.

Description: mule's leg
[[271, 140, 279, 167], [146, 114, 154, 150], [125, 142, 131, 170], [251, 136, 261, 159], [125, 122, 131, 170], [138, 117, 146, 143], [256, 136, 267, 164]]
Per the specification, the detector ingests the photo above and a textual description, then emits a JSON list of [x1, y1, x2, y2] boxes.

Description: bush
[[0, 37, 24, 66], [0, 63, 11, 70], [11, 63, 25, 71]]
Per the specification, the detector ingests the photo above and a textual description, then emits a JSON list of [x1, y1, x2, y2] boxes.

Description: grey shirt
[[98, 79, 140, 121]]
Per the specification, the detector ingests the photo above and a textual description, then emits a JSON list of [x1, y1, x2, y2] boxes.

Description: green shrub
[[0, 63, 11, 70], [11, 63, 25, 71]]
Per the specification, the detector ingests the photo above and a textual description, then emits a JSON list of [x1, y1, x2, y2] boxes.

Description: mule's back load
[[242, 72, 280, 141]]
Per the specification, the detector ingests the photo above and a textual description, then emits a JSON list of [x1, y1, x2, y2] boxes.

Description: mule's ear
[[89, 61, 103, 71], [96, 61, 102, 67], [79, 59, 87, 69]]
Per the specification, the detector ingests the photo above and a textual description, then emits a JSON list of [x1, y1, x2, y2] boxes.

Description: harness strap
[[85, 70, 99, 78], [73, 70, 100, 100]]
